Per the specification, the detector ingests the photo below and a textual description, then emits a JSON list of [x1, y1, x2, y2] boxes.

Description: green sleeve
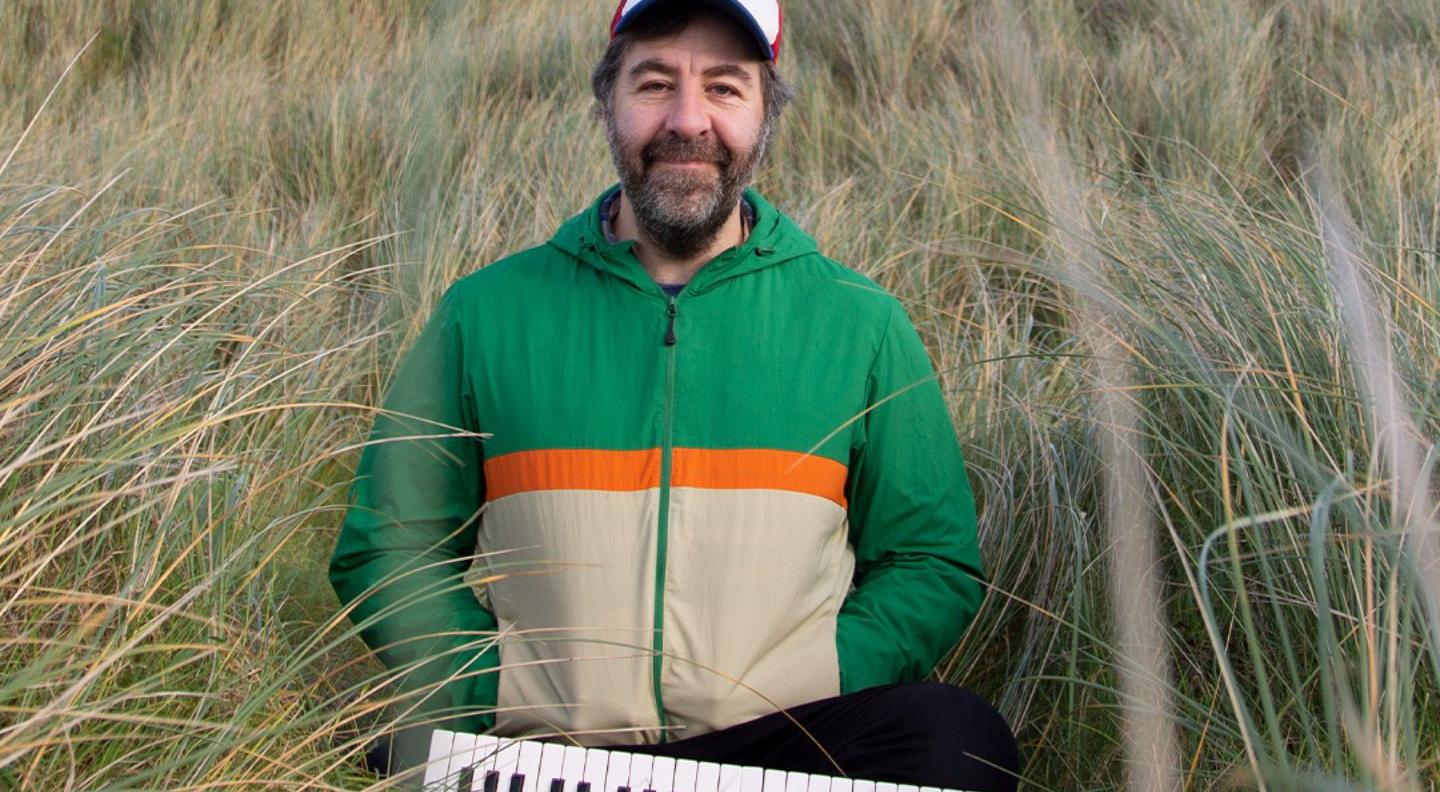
[[328, 284, 498, 733], [836, 300, 986, 693]]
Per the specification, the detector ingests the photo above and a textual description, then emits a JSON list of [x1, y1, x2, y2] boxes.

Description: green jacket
[[329, 186, 984, 746]]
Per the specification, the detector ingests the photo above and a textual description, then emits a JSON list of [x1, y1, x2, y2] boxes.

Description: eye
[[710, 84, 740, 97], [639, 81, 671, 93]]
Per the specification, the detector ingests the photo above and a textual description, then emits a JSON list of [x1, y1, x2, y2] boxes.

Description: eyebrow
[[627, 58, 755, 85]]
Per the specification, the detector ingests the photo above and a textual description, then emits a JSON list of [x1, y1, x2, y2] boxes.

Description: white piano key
[[471, 734, 501, 765], [917, 787, 941, 792], [603, 748, 632, 792], [672, 759, 699, 792], [694, 761, 720, 792], [738, 766, 763, 792], [468, 736, 503, 792], [649, 756, 676, 792], [466, 737, 501, 789], [579, 746, 610, 791], [829, 778, 853, 792], [423, 729, 457, 789], [850, 780, 874, 792], [784, 771, 810, 792], [538, 743, 568, 791], [449, 732, 484, 791], [762, 768, 788, 792], [493, 737, 522, 789], [873, 782, 897, 792], [491, 736, 516, 778], [516, 739, 545, 792], [894, 785, 920, 792], [716, 765, 744, 792], [805, 772, 831, 792], [626, 752, 654, 792], [561, 745, 590, 790]]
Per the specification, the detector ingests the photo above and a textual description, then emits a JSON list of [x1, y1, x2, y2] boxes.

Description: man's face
[[604, 11, 768, 258]]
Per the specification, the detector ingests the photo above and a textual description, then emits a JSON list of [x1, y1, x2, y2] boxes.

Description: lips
[[648, 153, 722, 163]]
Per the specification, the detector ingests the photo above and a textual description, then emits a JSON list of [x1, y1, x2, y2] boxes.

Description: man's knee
[[864, 682, 1020, 791]]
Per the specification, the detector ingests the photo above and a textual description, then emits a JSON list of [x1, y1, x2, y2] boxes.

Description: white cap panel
[[611, 0, 783, 59], [735, 0, 781, 45]]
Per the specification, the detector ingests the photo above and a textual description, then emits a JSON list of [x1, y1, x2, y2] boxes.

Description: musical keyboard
[[423, 730, 971, 792]]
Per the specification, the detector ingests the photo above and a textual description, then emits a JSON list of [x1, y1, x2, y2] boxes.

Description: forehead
[[618, 11, 763, 76]]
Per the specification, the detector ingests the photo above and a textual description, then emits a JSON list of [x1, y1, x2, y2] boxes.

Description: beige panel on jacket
[[661, 487, 851, 740], [482, 488, 662, 745], [479, 485, 850, 746]]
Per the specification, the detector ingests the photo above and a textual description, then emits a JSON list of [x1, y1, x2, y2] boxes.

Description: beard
[[604, 113, 772, 259]]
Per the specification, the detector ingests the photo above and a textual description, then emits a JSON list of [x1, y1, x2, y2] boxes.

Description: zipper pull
[[663, 300, 677, 346]]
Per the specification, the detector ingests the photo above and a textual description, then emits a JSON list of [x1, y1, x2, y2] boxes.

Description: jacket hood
[[547, 184, 820, 297]]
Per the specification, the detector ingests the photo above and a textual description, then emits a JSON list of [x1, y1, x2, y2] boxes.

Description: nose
[[663, 82, 711, 140]]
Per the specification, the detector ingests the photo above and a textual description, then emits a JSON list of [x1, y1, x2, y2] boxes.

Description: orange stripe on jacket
[[484, 448, 847, 507], [484, 448, 661, 499], [671, 448, 847, 507]]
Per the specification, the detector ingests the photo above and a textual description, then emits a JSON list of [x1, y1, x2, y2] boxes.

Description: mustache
[[643, 135, 732, 166]]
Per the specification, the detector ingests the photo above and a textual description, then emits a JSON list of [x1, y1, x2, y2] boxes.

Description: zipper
[[652, 292, 678, 740]]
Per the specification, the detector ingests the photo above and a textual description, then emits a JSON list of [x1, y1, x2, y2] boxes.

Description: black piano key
[[457, 766, 475, 792], [616, 786, 630, 792], [577, 783, 591, 792], [644, 788, 656, 792], [550, 780, 565, 792], [509, 774, 525, 792], [484, 770, 501, 792]]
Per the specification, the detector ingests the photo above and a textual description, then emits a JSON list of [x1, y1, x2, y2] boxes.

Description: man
[[329, 1, 1019, 789]]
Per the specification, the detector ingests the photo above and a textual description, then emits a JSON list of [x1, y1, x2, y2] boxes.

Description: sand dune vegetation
[[3, 0, 1438, 788]]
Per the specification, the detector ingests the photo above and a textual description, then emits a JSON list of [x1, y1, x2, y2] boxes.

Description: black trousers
[[628, 683, 1019, 791], [367, 683, 1019, 792]]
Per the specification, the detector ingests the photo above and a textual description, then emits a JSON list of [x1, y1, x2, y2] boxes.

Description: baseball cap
[[610, 0, 784, 61]]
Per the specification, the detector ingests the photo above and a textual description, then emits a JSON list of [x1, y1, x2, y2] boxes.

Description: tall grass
[[3, 0, 1438, 788]]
